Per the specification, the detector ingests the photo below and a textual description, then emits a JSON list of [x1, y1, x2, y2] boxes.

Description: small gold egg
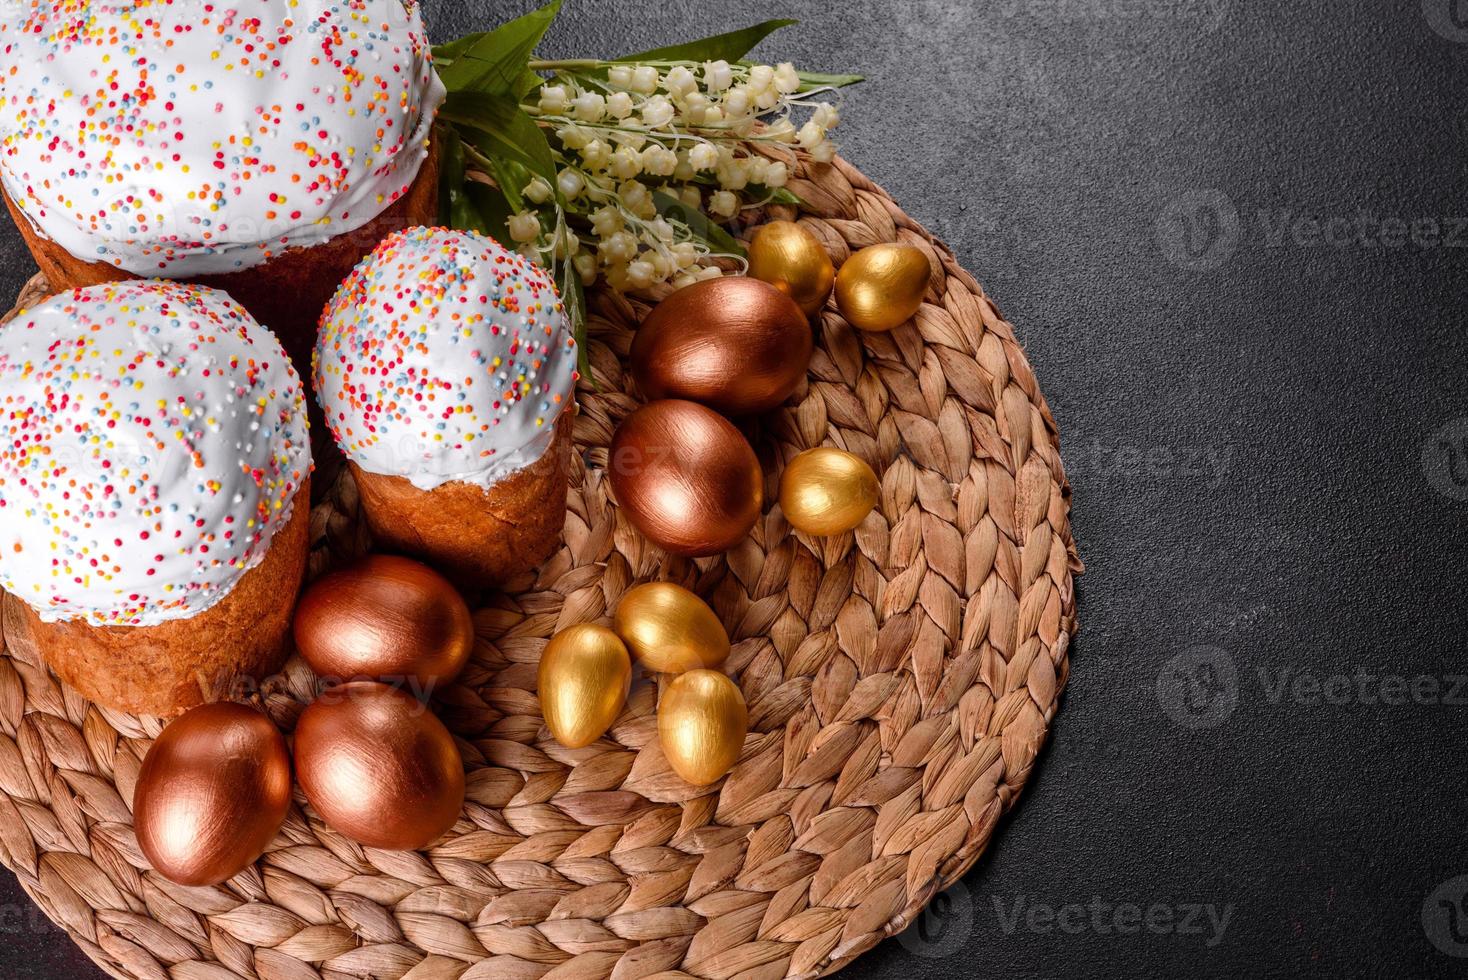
[[614, 582, 730, 674], [779, 448, 881, 536], [658, 669, 749, 786], [539, 625, 633, 749], [834, 243, 932, 332], [747, 220, 836, 317]]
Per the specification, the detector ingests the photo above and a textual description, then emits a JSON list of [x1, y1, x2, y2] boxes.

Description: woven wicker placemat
[[0, 153, 1080, 980]]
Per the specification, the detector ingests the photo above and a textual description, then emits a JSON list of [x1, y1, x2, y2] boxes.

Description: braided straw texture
[[0, 153, 1080, 980]]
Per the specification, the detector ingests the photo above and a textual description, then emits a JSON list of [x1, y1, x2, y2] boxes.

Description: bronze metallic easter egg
[[133, 702, 291, 886], [609, 399, 763, 557], [834, 243, 932, 332], [614, 582, 730, 674], [293, 682, 465, 850], [747, 220, 836, 316], [293, 554, 473, 694], [658, 669, 749, 786], [779, 448, 881, 536], [538, 625, 632, 749], [630, 276, 812, 415]]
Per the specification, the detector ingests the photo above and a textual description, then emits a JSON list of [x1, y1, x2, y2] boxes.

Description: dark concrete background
[[2, 0, 1466, 977]]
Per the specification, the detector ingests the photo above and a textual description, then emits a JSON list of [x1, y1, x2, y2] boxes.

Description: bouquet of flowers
[[433, 0, 860, 371]]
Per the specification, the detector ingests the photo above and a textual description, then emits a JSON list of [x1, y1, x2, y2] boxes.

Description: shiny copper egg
[[133, 702, 291, 886], [630, 276, 812, 415], [658, 669, 749, 786], [614, 582, 730, 674], [609, 399, 763, 557], [293, 554, 473, 695], [779, 448, 881, 536], [747, 220, 836, 316], [293, 681, 465, 850], [835, 243, 932, 332], [538, 625, 632, 748]]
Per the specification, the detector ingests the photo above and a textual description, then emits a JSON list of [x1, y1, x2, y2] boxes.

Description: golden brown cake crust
[[18, 481, 312, 717], [351, 414, 574, 590], [2, 138, 441, 371]]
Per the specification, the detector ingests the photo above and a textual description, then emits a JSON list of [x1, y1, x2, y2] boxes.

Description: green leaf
[[438, 0, 562, 93], [559, 266, 591, 381], [438, 135, 491, 235], [765, 186, 805, 206], [790, 69, 865, 92], [652, 191, 746, 258], [441, 90, 557, 185], [617, 18, 797, 64]]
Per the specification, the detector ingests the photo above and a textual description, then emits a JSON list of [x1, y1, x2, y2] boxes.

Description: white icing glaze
[[0, 279, 312, 627], [0, 0, 444, 277], [314, 226, 578, 491]]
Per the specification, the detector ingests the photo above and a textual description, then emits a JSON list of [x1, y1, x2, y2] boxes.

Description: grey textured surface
[[3, 1, 1467, 977]]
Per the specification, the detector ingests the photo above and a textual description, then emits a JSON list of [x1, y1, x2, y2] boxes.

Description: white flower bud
[[518, 242, 545, 264], [572, 91, 606, 122], [723, 87, 751, 118], [640, 145, 678, 177], [537, 85, 570, 114], [810, 141, 837, 163], [709, 190, 739, 218], [606, 91, 634, 119], [640, 95, 675, 129], [580, 139, 612, 170], [813, 103, 841, 130], [672, 241, 700, 268], [608, 66, 634, 91], [716, 157, 749, 191], [798, 121, 826, 150], [626, 259, 656, 290], [618, 180, 652, 216], [507, 211, 542, 243], [600, 230, 639, 262], [557, 168, 586, 199], [590, 206, 623, 238], [697, 265, 724, 281], [764, 119, 797, 144], [748, 65, 775, 95], [688, 142, 719, 171], [631, 65, 659, 94], [774, 62, 801, 95], [763, 162, 789, 188], [682, 92, 710, 126], [664, 65, 697, 98], [679, 186, 703, 210], [574, 250, 599, 285], [702, 106, 724, 125], [522, 178, 553, 204], [610, 145, 643, 180], [557, 125, 591, 150], [703, 59, 734, 93], [648, 218, 675, 242], [744, 156, 770, 185]]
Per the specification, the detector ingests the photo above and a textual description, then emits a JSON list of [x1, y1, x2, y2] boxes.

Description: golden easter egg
[[779, 448, 881, 536], [538, 625, 633, 749], [747, 220, 836, 317], [614, 582, 730, 674], [834, 243, 932, 332], [658, 669, 749, 786]]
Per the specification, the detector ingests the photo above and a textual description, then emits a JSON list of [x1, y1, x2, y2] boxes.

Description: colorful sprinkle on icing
[[314, 226, 578, 491], [0, 0, 444, 276], [0, 279, 312, 626]]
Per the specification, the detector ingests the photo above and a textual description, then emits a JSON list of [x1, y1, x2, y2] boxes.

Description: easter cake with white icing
[[0, 278, 313, 715], [314, 225, 578, 586]]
